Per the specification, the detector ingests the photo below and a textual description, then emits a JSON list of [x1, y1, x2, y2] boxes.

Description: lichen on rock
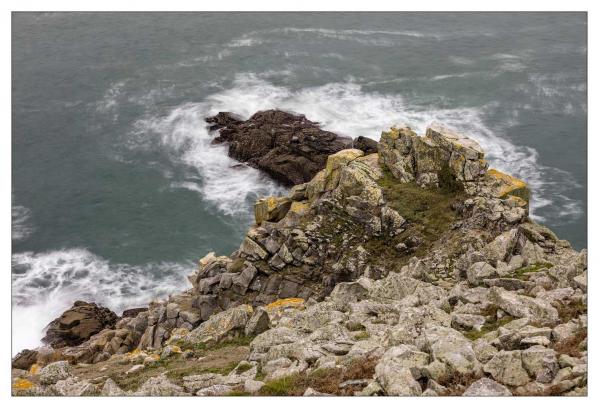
[[13, 120, 586, 397]]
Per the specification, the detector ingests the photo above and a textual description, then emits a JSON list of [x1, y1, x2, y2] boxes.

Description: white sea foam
[[96, 80, 126, 121], [199, 74, 582, 223], [133, 100, 287, 218], [12, 248, 193, 353], [12, 205, 34, 241], [224, 27, 442, 49], [227, 37, 263, 48], [513, 73, 588, 116], [132, 72, 582, 234], [430, 72, 476, 81], [448, 56, 474, 65]]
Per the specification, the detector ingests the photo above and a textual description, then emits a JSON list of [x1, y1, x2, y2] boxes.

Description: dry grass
[[436, 372, 481, 396], [259, 356, 378, 396], [553, 327, 587, 358], [555, 299, 587, 323]]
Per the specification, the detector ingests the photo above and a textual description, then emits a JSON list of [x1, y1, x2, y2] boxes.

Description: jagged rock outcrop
[[13, 121, 587, 396], [42, 301, 118, 348], [207, 109, 353, 185]]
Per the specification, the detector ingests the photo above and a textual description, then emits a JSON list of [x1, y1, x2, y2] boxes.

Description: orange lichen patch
[[13, 378, 35, 390], [265, 298, 305, 312], [486, 169, 530, 201], [28, 364, 40, 376], [127, 348, 142, 356]]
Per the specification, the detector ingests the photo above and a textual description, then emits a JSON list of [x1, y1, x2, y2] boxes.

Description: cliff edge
[[12, 121, 587, 396]]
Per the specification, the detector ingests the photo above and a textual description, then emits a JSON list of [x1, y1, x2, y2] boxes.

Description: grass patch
[[462, 316, 514, 341], [183, 335, 254, 353], [378, 169, 462, 235], [255, 365, 266, 382], [375, 168, 465, 260], [228, 258, 246, 274], [553, 327, 587, 358], [353, 331, 370, 341], [165, 360, 242, 383], [346, 322, 366, 331], [235, 362, 253, 374], [227, 390, 252, 396], [436, 372, 481, 396], [508, 262, 554, 281], [555, 299, 587, 322], [438, 162, 464, 195], [258, 356, 378, 396]]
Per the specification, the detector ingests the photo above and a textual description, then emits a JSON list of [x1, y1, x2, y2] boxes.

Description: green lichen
[[508, 262, 554, 281], [462, 316, 514, 341], [353, 331, 370, 341], [346, 322, 366, 331]]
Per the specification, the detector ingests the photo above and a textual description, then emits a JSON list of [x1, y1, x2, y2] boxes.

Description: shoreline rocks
[[41, 301, 118, 348], [13, 119, 587, 397], [206, 109, 356, 185]]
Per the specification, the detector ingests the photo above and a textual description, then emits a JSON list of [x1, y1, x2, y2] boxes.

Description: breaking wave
[[11, 248, 194, 352], [131, 73, 582, 225]]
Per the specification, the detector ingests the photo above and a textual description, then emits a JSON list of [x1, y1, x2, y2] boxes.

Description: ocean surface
[[12, 12, 587, 352]]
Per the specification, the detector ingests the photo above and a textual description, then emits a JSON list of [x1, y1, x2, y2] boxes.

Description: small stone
[[244, 379, 264, 393], [303, 387, 331, 396], [101, 378, 126, 396], [483, 350, 530, 386], [39, 361, 71, 385], [463, 377, 512, 396], [126, 364, 145, 375], [245, 307, 270, 336]]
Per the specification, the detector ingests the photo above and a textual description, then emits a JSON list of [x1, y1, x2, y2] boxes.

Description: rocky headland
[[12, 112, 587, 396]]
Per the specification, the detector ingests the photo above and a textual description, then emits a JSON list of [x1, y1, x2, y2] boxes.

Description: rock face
[[378, 123, 488, 186], [42, 301, 118, 348], [13, 120, 587, 397], [207, 109, 352, 185]]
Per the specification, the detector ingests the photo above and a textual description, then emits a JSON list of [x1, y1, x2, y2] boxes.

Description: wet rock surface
[[207, 109, 352, 185]]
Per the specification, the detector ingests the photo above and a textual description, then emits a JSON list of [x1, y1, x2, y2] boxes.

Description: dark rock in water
[[42, 301, 118, 348], [121, 307, 148, 318], [206, 109, 352, 185], [12, 348, 38, 370], [353, 136, 378, 154], [205, 111, 242, 132]]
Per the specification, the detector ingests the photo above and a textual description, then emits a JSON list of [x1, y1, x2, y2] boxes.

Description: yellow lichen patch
[[28, 364, 40, 376], [13, 378, 34, 390], [148, 354, 160, 361], [288, 201, 310, 216], [170, 345, 182, 353], [127, 348, 142, 356], [306, 170, 326, 203], [486, 169, 530, 201], [265, 298, 305, 312], [254, 196, 292, 225], [324, 149, 364, 190], [506, 195, 528, 208], [171, 327, 190, 337], [381, 127, 401, 140]]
